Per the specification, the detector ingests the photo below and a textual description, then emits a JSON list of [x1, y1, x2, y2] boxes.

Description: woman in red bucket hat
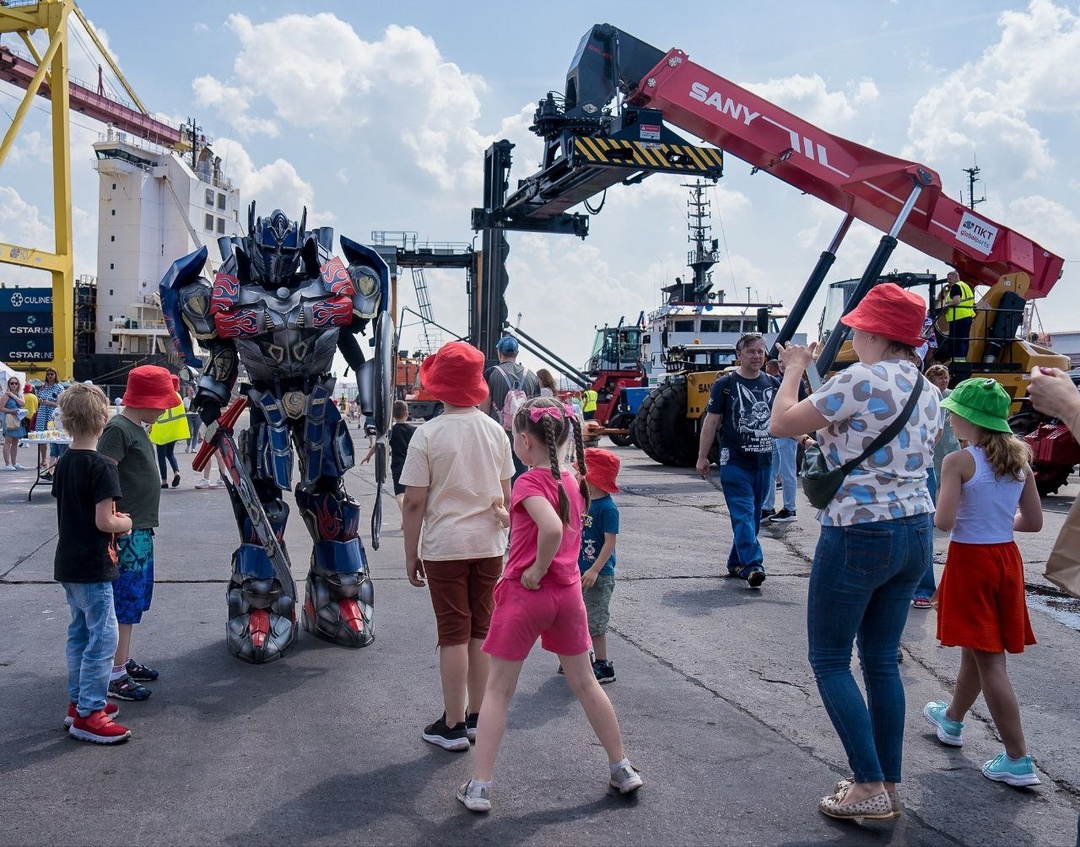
[[770, 282, 941, 822], [399, 341, 515, 752], [96, 365, 181, 703]]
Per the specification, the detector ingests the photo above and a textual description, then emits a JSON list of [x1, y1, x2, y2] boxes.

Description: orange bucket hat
[[122, 365, 182, 410], [419, 341, 489, 407], [584, 447, 620, 494], [841, 282, 927, 347]]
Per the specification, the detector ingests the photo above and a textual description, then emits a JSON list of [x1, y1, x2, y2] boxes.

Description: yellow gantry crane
[[0, 0, 75, 378], [0, 0, 184, 378]]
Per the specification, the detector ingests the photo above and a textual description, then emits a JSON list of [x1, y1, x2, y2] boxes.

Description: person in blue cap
[[481, 336, 539, 482]]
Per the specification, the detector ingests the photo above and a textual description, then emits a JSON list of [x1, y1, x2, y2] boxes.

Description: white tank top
[[951, 445, 1025, 544]]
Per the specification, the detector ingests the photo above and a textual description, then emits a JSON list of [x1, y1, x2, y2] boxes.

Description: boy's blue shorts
[[113, 528, 155, 625]]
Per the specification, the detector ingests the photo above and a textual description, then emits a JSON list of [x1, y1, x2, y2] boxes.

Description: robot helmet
[[248, 204, 307, 286]]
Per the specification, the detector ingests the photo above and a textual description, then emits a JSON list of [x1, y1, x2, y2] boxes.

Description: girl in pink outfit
[[456, 397, 643, 813]]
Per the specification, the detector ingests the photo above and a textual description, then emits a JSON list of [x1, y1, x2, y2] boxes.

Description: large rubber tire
[[607, 413, 635, 448], [1034, 464, 1072, 497], [643, 380, 698, 467], [634, 391, 658, 455]]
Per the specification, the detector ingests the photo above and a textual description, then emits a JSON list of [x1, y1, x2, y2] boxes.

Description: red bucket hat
[[420, 341, 489, 408], [841, 282, 926, 348], [583, 447, 620, 494], [122, 365, 182, 410]]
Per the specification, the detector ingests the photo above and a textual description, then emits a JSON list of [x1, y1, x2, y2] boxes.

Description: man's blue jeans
[[63, 581, 119, 717], [914, 470, 938, 600], [720, 462, 771, 577], [762, 437, 798, 513], [807, 514, 933, 783]]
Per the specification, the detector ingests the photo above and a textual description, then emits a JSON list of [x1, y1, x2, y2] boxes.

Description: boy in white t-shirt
[[400, 341, 515, 751]]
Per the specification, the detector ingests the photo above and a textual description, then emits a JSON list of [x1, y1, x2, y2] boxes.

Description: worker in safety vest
[[582, 387, 598, 420], [943, 270, 976, 363], [148, 375, 191, 487]]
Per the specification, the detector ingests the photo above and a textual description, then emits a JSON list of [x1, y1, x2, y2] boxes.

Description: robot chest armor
[[211, 275, 352, 343]]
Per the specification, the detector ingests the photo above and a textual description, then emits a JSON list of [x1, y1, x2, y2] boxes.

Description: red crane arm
[[0, 46, 182, 148], [627, 49, 1062, 297]]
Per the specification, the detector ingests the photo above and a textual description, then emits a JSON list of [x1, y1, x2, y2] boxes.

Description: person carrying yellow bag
[[148, 374, 190, 489]]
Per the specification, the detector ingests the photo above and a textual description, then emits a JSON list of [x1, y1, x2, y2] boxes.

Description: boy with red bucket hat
[[97, 365, 181, 702], [400, 341, 515, 751], [577, 447, 622, 684]]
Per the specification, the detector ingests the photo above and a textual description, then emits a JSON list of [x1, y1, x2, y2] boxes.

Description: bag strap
[[837, 375, 924, 474]]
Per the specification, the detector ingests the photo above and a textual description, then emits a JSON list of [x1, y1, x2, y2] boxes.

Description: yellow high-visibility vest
[[945, 280, 976, 322], [582, 389, 598, 414], [149, 401, 191, 445]]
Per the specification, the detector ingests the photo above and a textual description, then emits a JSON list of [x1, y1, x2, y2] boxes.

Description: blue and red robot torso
[[160, 205, 391, 662]]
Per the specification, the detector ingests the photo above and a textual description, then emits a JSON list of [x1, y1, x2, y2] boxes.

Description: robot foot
[[302, 596, 374, 648], [227, 608, 298, 663]]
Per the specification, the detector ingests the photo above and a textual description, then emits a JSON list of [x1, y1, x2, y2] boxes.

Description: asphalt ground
[[1, 432, 1078, 846]]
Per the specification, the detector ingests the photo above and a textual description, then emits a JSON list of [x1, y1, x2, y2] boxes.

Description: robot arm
[[335, 236, 393, 431]]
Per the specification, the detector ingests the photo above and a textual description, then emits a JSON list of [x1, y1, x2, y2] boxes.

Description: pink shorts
[[483, 577, 593, 661]]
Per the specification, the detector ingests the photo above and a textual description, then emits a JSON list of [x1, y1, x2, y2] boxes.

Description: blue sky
[[2, 1, 1079, 374]]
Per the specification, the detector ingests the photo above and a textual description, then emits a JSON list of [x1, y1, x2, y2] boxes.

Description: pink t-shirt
[[503, 467, 584, 586]]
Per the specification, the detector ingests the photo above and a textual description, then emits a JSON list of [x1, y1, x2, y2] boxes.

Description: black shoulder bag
[[801, 375, 924, 509]]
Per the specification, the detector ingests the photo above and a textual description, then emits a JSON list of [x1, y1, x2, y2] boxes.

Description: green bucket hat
[[940, 378, 1013, 433]]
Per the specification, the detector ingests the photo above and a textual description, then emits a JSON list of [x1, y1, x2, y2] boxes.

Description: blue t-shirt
[[705, 372, 779, 468], [579, 494, 619, 576]]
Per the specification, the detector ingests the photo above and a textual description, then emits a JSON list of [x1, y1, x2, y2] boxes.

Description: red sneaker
[[68, 709, 131, 744], [65, 701, 119, 728]]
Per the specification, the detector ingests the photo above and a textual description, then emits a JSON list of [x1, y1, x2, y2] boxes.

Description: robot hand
[[199, 399, 222, 426]]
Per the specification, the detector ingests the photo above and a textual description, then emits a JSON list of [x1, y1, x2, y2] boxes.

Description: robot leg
[[295, 487, 374, 647], [224, 475, 298, 663]]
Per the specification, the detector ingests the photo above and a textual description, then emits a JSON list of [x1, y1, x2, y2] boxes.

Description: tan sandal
[[819, 785, 899, 821], [834, 777, 900, 814]]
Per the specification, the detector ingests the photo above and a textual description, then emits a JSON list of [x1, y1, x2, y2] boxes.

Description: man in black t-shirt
[[695, 333, 779, 588]]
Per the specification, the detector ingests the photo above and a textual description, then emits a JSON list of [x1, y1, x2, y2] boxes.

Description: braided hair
[[513, 397, 590, 525]]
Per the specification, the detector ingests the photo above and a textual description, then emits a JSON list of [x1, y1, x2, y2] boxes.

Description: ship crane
[[0, 0, 192, 378]]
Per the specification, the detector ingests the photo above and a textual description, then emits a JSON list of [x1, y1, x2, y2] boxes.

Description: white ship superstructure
[[90, 128, 241, 361]]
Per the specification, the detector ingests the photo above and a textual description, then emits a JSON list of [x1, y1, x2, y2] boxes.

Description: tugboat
[[640, 181, 802, 386]]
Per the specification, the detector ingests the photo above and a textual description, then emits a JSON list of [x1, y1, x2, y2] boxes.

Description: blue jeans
[[914, 470, 938, 600], [807, 513, 933, 783], [63, 581, 119, 717], [720, 462, 771, 577], [762, 437, 797, 513]]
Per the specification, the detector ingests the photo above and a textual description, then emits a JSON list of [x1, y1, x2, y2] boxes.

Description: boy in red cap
[[400, 341, 515, 750], [97, 365, 181, 702], [577, 447, 621, 683]]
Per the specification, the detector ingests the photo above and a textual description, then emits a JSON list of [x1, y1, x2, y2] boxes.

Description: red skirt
[[937, 540, 1036, 654]]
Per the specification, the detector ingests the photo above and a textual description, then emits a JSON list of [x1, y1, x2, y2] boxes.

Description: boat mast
[[684, 180, 719, 303]]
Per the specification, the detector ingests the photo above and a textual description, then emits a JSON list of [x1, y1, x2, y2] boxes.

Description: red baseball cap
[[841, 282, 926, 347]]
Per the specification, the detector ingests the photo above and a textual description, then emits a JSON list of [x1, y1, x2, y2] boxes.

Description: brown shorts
[[425, 556, 504, 646]]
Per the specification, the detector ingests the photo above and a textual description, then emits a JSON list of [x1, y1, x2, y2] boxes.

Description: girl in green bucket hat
[[927, 377, 1044, 788]]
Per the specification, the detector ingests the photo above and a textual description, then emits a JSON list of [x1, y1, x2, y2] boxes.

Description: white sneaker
[[195, 479, 213, 489], [13, 464, 26, 470], [2, 465, 15, 471]]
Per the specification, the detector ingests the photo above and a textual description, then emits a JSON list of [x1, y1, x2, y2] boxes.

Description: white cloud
[[744, 74, 860, 127], [210, 138, 318, 221], [194, 16, 489, 193]]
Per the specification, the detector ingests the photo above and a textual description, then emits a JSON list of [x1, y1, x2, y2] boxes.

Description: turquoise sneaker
[[923, 701, 963, 746], [982, 752, 1041, 787]]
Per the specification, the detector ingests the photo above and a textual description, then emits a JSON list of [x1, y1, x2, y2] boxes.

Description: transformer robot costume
[[160, 205, 393, 663]]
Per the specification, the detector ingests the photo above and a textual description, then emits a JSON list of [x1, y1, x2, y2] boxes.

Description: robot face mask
[[250, 209, 305, 287]]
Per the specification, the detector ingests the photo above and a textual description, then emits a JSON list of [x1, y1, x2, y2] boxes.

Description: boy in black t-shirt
[[53, 383, 133, 744], [362, 400, 416, 524]]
